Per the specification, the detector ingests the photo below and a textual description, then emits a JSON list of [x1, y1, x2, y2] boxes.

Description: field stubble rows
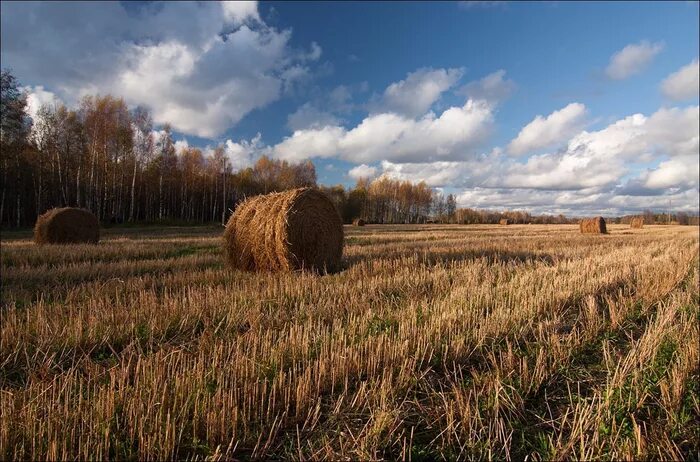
[[0, 224, 698, 460]]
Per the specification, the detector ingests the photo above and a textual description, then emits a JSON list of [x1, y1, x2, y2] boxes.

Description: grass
[[1, 223, 698, 460]]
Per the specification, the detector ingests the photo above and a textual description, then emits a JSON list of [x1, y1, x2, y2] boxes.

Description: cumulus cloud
[[661, 58, 700, 101], [457, 70, 515, 103], [454, 185, 699, 216], [373, 67, 464, 117], [641, 155, 699, 189], [273, 99, 494, 163], [221, 1, 261, 25], [1, 1, 321, 139], [23, 86, 63, 122], [500, 105, 698, 190], [287, 103, 341, 131], [223, 133, 265, 170], [508, 103, 587, 155], [348, 164, 378, 180], [375, 104, 699, 214], [605, 41, 664, 80]]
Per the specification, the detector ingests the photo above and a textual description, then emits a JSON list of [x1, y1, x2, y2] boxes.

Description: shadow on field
[[342, 248, 556, 269]]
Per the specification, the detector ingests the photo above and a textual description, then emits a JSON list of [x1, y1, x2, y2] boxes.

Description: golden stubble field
[[1, 224, 698, 460]]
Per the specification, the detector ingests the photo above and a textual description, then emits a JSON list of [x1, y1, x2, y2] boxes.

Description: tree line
[[0, 69, 453, 228], [1, 69, 697, 228]]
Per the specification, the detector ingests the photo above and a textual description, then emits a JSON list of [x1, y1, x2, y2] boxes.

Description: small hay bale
[[630, 217, 644, 229], [353, 218, 366, 226], [580, 216, 607, 234], [34, 207, 100, 244], [499, 218, 510, 225], [223, 188, 344, 272]]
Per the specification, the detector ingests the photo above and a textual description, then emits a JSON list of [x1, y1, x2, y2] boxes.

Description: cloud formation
[[661, 58, 700, 101], [605, 41, 664, 80], [508, 103, 587, 155], [1, 1, 321, 138], [457, 70, 515, 103], [348, 164, 378, 180], [373, 67, 464, 117], [377, 105, 699, 214], [24, 86, 63, 122], [273, 99, 494, 163], [287, 103, 341, 131]]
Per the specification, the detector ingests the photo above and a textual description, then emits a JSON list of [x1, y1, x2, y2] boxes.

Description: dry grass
[[1, 224, 698, 460]]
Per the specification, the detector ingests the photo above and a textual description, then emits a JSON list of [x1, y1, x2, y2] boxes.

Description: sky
[[1, 0, 698, 215]]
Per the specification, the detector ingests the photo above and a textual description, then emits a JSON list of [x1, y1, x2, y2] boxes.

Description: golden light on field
[[1, 224, 698, 460]]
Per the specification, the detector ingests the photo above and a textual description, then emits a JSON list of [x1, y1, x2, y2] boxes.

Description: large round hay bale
[[499, 218, 510, 225], [580, 216, 607, 234], [34, 207, 100, 244], [630, 217, 644, 229], [353, 218, 366, 226], [223, 188, 344, 272]]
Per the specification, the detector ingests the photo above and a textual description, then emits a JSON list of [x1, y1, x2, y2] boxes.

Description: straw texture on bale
[[353, 218, 366, 226], [34, 207, 100, 244], [630, 217, 644, 229], [224, 188, 344, 272], [580, 216, 607, 234], [499, 219, 510, 225]]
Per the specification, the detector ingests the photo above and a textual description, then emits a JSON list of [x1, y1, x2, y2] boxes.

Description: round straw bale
[[223, 188, 344, 272], [34, 207, 100, 244], [353, 218, 366, 226], [579, 216, 607, 234], [499, 218, 510, 225], [630, 217, 644, 229]]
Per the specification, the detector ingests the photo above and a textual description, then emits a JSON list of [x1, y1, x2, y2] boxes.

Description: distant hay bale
[[223, 188, 344, 272], [580, 216, 607, 234], [630, 217, 644, 229], [353, 218, 366, 226], [34, 207, 100, 244], [499, 218, 510, 225]]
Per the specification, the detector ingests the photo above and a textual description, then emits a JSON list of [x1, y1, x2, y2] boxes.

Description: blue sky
[[1, 1, 698, 215]]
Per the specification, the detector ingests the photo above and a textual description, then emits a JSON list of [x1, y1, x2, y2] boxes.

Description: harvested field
[[1, 224, 698, 460]]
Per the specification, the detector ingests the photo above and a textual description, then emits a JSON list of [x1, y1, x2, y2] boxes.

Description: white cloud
[[223, 133, 264, 171], [23, 86, 63, 122], [287, 103, 341, 131], [174, 139, 190, 154], [381, 160, 475, 187], [458, 70, 515, 103], [1, 1, 320, 139], [508, 103, 587, 155], [375, 105, 698, 200], [605, 41, 664, 80], [501, 105, 698, 190], [348, 164, 378, 180], [661, 58, 700, 101], [643, 106, 699, 157], [221, 1, 261, 25], [273, 99, 494, 163], [454, 186, 699, 216], [642, 155, 699, 189], [374, 67, 464, 117]]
